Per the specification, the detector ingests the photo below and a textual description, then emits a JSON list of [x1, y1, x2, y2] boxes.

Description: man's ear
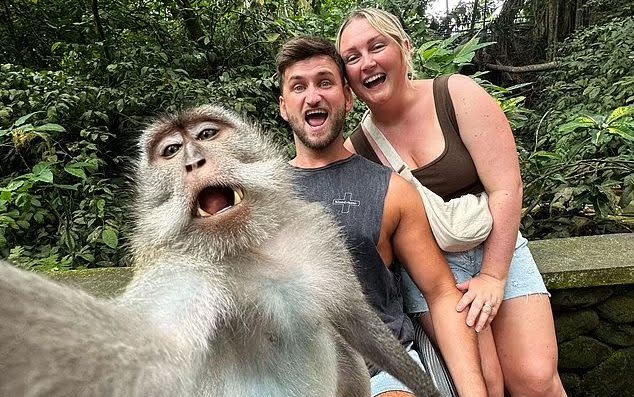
[[279, 95, 289, 121], [344, 85, 354, 113]]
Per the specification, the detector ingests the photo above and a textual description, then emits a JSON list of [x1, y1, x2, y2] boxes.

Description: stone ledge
[[530, 233, 633, 290], [45, 233, 634, 296], [46, 266, 133, 298]]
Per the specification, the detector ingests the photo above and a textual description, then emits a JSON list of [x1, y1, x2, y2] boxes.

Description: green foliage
[[0, 0, 631, 268], [412, 34, 532, 131], [0, 65, 129, 270], [415, 34, 495, 77], [520, 106, 634, 238], [518, 17, 634, 238], [535, 18, 634, 127]]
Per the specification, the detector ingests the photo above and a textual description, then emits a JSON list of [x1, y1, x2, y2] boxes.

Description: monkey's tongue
[[197, 186, 234, 216]]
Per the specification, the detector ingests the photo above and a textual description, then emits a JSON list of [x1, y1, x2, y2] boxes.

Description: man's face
[[279, 55, 353, 151]]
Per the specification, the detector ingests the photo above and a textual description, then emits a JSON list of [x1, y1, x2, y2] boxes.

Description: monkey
[[0, 105, 441, 397]]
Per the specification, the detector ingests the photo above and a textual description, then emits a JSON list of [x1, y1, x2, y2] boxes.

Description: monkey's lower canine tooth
[[197, 207, 213, 217], [233, 189, 243, 205]]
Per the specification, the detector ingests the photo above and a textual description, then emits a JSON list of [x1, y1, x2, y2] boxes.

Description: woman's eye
[[345, 55, 359, 64], [162, 144, 181, 158], [198, 128, 219, 140], [372, 43, 386, 51]]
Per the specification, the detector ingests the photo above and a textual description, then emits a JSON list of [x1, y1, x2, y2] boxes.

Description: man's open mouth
[[196, 186, 244, 217], [363, 73, 386, 89], [305, 109, 328, 127]]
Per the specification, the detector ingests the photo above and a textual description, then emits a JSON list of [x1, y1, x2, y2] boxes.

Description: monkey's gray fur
[[0, 105, 440, 397]]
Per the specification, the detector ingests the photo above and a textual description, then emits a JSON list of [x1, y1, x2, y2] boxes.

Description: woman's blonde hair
[[336, 8, 415, 78]]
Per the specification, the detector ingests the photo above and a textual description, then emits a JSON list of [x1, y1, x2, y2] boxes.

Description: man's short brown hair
[[275, 36, 347, 90]]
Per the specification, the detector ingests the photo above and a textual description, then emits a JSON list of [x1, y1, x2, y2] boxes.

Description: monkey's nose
[[186, 158, 206, 172]]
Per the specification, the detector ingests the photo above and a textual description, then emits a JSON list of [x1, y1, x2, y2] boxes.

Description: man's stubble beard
[[289, 108, 346, 151]]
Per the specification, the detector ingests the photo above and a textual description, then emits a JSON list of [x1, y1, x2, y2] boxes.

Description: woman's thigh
[[491, 294, 559, 385]]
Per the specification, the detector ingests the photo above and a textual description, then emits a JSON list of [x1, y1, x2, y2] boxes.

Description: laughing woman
[[336, 8, 566, 397]]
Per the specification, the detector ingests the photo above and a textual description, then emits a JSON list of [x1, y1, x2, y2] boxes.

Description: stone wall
[[552, 285, 633, 396], [530, 234, 633, 397], [45, 233, 634, 396]]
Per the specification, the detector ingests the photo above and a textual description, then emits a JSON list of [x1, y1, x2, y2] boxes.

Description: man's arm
[[385, 174, 487, 396]]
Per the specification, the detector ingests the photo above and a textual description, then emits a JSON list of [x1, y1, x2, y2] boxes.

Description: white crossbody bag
[[361, 111, 492, 252]]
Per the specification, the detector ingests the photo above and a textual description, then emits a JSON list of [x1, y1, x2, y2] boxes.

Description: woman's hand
[[455, 273, 506, 332]]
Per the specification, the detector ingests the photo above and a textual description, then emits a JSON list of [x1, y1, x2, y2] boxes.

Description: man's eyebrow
[[287, 70, 337, 82]]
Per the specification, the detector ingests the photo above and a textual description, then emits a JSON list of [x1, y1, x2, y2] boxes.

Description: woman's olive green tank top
[[349, 75, 485, 201]]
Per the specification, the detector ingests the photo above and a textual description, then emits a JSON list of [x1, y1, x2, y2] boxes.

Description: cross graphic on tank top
[[332, 192, 360, 214]]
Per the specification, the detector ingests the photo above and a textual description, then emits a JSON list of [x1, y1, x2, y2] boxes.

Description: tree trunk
[[90, 0, 111, 61], [548, 0, 559, 59], [175, 0, 205, 46], [0, 0, 22, 63], [575, 0, 584, 30], [485, 61, 560, 72], [492, 0, 525, 62], [469, 0, 479, 35]]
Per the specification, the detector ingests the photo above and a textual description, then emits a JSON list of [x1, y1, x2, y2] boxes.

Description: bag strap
[[433, 75, 461, 135], [361, 110, 409, 174], [350, 123, 382, 165]]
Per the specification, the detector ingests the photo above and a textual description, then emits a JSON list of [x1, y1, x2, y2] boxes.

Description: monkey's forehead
[[139, 105, 248, 146]]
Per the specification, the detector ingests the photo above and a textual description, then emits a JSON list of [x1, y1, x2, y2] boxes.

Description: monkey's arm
[[292, 205, 440, 397], [388, 175, 488, 396], [330, 282, 441, 397], [0, 262, 191, 397]]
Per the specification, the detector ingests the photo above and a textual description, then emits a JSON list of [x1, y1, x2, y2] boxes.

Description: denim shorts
[[403, 232, 549, 313], [371, 343, 425, 396]]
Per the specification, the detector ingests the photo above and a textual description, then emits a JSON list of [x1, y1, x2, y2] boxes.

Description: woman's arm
[[448, 74, 523, 331], [386, 174, 488, 396]]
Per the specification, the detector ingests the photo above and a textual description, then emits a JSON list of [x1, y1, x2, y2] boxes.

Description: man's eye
[[320, 80, 333, 88], [198, 128, 219, 140], [162, 144, 181, 158], [292, 84, 305, 93]]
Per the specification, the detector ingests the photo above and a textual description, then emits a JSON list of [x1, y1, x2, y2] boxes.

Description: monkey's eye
[[197, 128, 219, 141], [161, 144, 181, 158]]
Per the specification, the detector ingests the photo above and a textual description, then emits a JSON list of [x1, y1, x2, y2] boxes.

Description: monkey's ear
[[279, 96, 289, 122]]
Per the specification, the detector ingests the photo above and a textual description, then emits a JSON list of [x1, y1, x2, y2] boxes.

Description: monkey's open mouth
[[196, 186, 244, 217]]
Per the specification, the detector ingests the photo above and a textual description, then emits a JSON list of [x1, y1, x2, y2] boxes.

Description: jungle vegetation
[[0, 0, 632, 269]]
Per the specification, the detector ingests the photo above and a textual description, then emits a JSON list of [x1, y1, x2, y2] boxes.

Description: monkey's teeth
[[234, 189, 243, 205], [198, 207, 213, 217]]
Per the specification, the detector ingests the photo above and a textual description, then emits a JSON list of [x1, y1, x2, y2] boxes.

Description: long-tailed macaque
[[0, 105, 440, 397]]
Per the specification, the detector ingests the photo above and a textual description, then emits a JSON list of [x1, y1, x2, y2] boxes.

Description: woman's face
[[338, 17, 409, 106]]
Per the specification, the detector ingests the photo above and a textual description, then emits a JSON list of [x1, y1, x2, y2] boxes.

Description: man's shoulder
[[349, 154, 392, 174]]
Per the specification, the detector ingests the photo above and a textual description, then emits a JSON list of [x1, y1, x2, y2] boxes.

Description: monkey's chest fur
[[198, 268, 342, 396]]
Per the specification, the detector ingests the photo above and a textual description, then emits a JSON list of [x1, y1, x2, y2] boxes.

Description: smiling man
[[276, 36, 487, 397]]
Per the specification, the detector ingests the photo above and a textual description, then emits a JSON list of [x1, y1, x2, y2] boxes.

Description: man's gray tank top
[[291, 155, 414, 346]]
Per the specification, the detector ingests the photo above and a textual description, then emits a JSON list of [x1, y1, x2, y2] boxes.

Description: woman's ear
[[404, 39, 412, 53]]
